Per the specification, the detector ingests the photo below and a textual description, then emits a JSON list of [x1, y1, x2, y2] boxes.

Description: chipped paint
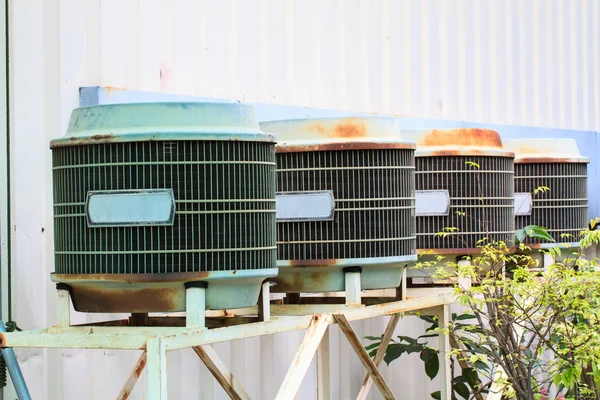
[[261, 117, 413, 153], [404, 128, 515, 158], [503, 138, 590, 163]]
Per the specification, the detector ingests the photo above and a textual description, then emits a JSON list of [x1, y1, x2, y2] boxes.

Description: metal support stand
[[0, 323, 31, 400], [185, 282, 207, 330], [56, 284, 71, 328], [437, 304, 452, 400], [357, 313, 400, 400], [344, 267, 362, 305], [116, 351, 147, 400], [316, 328, 330, 400], [457, 258, 472, 290], [0, 290, 455, 400], [258, 281, 271, 322], [193, 345, 251, 400], [147, 337, 168, 400], [543, 252, 555, 270]]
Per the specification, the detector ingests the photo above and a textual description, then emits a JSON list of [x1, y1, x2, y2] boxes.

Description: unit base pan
[[51, 269, 278, 313], [273, 256, 417, 293]]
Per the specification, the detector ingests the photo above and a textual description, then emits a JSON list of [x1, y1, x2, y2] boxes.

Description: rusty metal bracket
[[275, 315, 331, 400], [0, 292, 455, 400], [333, 314, 396, 400], [192, 345, 251, 400], [116, 351, 147, 400], [356, 313, 401, 400]]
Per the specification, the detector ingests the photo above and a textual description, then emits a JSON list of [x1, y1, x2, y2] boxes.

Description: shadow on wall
[[79, 86, 600, 219]]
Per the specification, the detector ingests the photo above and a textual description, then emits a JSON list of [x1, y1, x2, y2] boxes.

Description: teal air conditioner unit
[[261, 117, 417, 293], [50, 102, 277, 312]]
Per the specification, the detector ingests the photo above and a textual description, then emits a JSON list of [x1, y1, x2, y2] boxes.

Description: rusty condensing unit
[[405, 129, 515, 265], [260, 117, 417, 294], [50, 102, 278, 313], [503, 138, 589, 245]]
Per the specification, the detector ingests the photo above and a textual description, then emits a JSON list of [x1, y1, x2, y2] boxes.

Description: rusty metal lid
[[50, 102, 274, 148], [503, 138, 590, 164], [260, 117, 415, 152], [404, 128, 514, 158]]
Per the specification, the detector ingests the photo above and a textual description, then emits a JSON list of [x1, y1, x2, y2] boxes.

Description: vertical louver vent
[[416, 155, 515, 250], [52, 140, 277, 274], [276, 148, 416, 261], [515, 163, 588, 243]]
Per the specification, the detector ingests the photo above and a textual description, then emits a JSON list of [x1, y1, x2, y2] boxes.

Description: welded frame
[[0, 289, 455, 400]]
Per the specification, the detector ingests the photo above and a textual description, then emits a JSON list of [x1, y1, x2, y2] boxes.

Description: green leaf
[[418, 334, 440, 339], [461, 367, 479, 388], [383, 344, 405, 365], [529, 226, 555, 242], [397, 335, 419, 345], [364, 336, 383, 341], [431, 391, 441, 400], [419, 315, 437, 324], [453, 381, 470, 399], [515, 229, 527, 243], [455, 313, 476, 321], [473, 360, 489, 371], [364, 342, 380, 351], [420, 348, 440, 380]]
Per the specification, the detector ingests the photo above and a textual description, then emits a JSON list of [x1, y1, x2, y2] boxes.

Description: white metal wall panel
[[3, 0, 600, 399]]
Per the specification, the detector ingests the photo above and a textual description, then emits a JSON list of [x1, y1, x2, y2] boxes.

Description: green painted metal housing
[[261, 117, 417, 293], [50, 102, 278, 312]]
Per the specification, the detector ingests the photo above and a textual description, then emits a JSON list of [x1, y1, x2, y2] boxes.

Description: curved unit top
[[260, 117, 415, 152], [503, 138, 590, 164], [404, 128, 514, 158], [50, 102, 274, 148]]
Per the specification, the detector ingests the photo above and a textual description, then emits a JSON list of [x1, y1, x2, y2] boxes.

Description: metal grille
[[52, 141, 277, 274], [416, 156, 514, 250], [515, 163, 588, 243], [276, 149, 416, 260]]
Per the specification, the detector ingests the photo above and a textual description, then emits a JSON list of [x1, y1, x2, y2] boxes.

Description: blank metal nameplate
[[276, 191, 335, 222]]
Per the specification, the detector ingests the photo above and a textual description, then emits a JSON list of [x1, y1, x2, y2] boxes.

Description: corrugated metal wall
[[3, 0, 600, 399]]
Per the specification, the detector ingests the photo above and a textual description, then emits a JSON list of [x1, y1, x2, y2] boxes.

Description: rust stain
[[273, 269, 332, 293], [419, 128, 503, 149], [288, 259, 339, 267], [310, 119, 368, 139], [70, 286, 180, 313], [515, 157, 588, 164], [134, 355, 147, 378], [276, 141, 414, 153], [104, 86, 128, 98], [53, 271, 212, 284], [333, 121, 367, 138], [90, 133, 115, 140], [426, 149, 512, 157]]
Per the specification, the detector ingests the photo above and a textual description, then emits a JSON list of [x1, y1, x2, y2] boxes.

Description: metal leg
[[146, 337, 168, 400], [258, 281, 271, 322], [275, 315, 330, 400], [116, 351, 147, 400], [316, 328, 330, 400], [333, 314, 395, 399], [344, 268, 362, 305], [437, 305, 452, 400], [401, 265, 407, 300], [185, 282, 207, 329], [0, 322, 31, 400], [357, 313, 401, 400], [543, 252, 555, 270], [192, 345, 251, 400], [57, 288, 71, 328], [457, 259, 472, 290]]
